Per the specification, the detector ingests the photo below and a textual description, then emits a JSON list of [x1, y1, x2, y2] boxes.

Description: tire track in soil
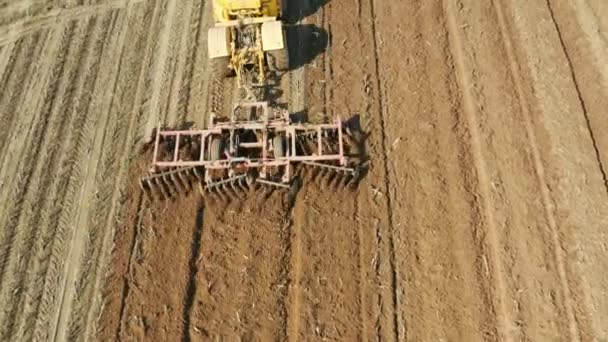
[[0, 33, 44, 204], [77, 2, 159, 339], [489, 0, 581, 340], [63, 3, 153, 339], [0, 41, 15, 87], [444, 2, 513, 340], [0, 27, 55, 295], [167, 0, 198, 127], [495, 0, 608, 339], [351, 2, 377, 340], [2, 21, 85, 342], [285, 0, 379, 340], [0, 0, 146, 46], [161, 0, 192, 127], [185, 0, 213, 128], [0, 32, 53, 287], [51, 9, 132, 342], [445, 1, 593, 340], [372, 0, 504, 340], [24, 15, 116, 342], [367, 0, 400, 339], [144, 0, 177, 139], [93, 0, 173, 338], [0, 15, 110, 341]]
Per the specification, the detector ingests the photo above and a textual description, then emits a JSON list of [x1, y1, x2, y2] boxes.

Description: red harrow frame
[[140, 101, 361, 200]]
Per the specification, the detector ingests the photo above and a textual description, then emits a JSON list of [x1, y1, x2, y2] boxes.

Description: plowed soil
[[0, 0, 607, 341]]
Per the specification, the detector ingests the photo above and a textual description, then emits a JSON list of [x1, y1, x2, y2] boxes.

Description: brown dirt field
[[0, 0, 607, 341]]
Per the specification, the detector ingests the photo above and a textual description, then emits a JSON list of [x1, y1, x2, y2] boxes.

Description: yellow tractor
[[208, 0, 289, 96]]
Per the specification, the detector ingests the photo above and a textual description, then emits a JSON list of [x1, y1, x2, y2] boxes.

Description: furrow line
[[145, 0, 177, 136], [4, 17, 104, 341], [0, 31, 49, 288], [0, 37, 21, 107], [545, 0, 607, 194], [173, 0, 202, 126], [0, 41, 15, 88], [130, 0, 163, 148], [180, 204, 204, 342], [444, 1, 513, 340], [9, 21, 81, 342], [185, 0, 211, 128], [274, 209, 296, 342], [164, 0, 192, 127], [27, 16, 112, 342], [0, 33, 42, 185], [62, 9, 133, 339], [353, 1, 370, 339], [77, 3, 152, 339], [82, 1, 163, 338], [283, 0, 309, 339], [52, 9, 131, 342], [490, 0, 581, 340], [286, 197, 304, 342], [0, 0, 146, 46], [114, 194, 146, 341], [11, 20, 83, 342], [368, 0, 400, 339], [323, 3, 333, 122]]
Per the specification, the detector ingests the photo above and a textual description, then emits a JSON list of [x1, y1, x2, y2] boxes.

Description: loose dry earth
[[0, 0, 607, 341]]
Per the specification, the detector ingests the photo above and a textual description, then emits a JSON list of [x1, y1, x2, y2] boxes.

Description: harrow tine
[[140, 179, 154, 201], [161, 175, 175, 196], [315, 168, 328, 184], [154, 177, 169, 199], [223, 182, 238, 200], [198, 182, 205, 198], [162, 175, 176, 195], [340, 172, 353, 188], [324, 170, 338, 186], [167, 174, 180, 193], [171, 173, 187, 193], [328, 171, 343, 189], [177, 170, 190, 189], [238, 177, 249, 193], [193, 168, 203, 182]]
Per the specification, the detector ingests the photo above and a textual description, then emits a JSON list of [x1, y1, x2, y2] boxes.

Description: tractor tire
[[210, 137, 222, 161], [212, 57, 233, 79], [273, 135, 285, 158], [268, 46, 289, 72]]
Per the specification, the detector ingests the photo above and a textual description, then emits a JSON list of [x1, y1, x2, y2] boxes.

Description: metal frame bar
[[149, 102, 350, 184]]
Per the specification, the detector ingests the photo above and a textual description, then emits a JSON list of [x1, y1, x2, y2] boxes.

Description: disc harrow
[[140, 101, 363, 202]]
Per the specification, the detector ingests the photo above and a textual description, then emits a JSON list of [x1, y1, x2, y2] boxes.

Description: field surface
[[0, 0, 607, 341]]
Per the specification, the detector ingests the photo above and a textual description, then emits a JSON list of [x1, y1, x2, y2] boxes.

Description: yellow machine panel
[[213, 0, 281, 22]]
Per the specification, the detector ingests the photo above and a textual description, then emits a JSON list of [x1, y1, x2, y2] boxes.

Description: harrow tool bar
[[204, 174, 249, 193], [140, 166, 202, 200]]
